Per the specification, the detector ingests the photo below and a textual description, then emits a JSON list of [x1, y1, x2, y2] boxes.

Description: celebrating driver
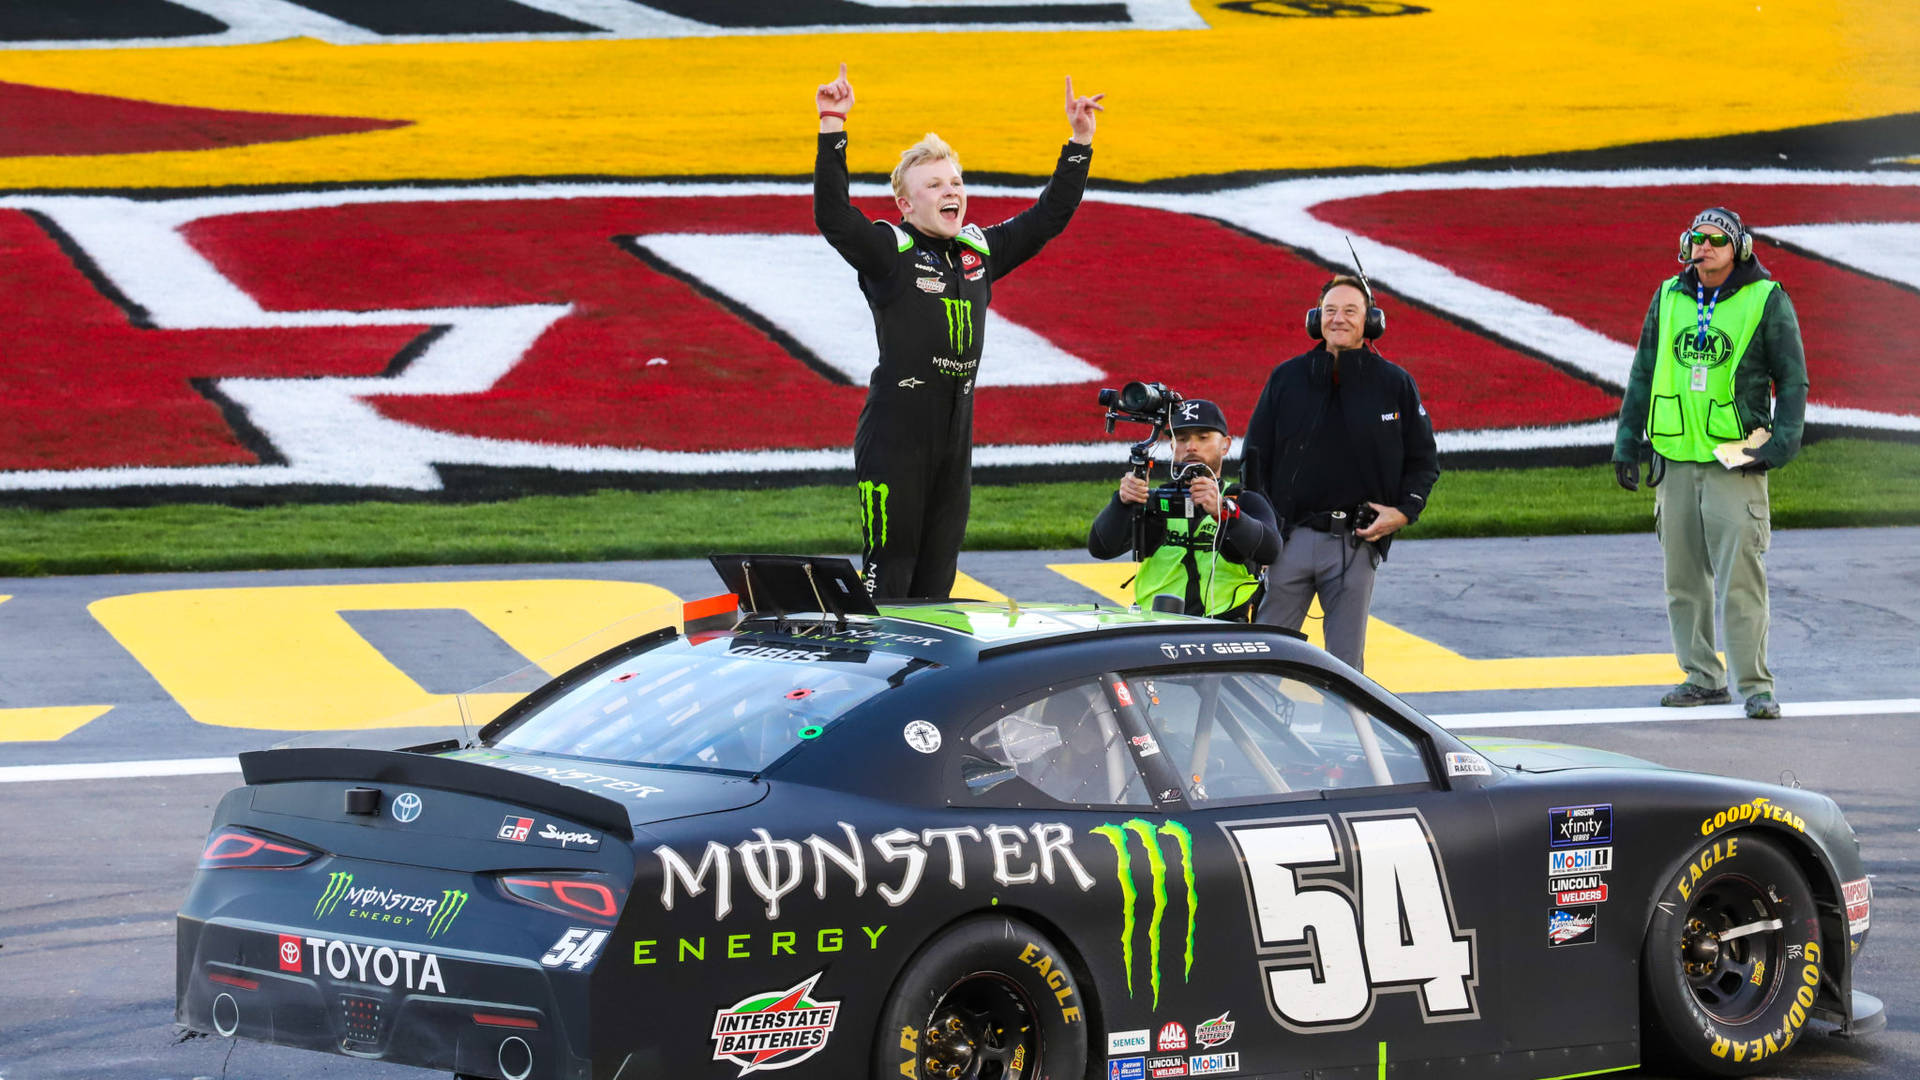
[[814, 63, 1104, 600]]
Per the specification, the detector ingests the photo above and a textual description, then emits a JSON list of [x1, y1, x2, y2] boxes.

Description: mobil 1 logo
[[1221, 809, 1479, 1033], [1548, 804, 1612, 848]]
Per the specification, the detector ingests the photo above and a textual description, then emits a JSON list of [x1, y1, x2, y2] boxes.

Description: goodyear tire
[[874, 914, 1087, 1080], [1641, 831, 1825, 1076]]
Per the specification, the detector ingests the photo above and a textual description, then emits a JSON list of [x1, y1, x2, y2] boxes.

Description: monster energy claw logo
[[1092, 819, 1196, 1008], [941, 297, 973, 355], [316, 871, 353, 919], [427, 889, 467, 938], [858, 481, 889, 548]]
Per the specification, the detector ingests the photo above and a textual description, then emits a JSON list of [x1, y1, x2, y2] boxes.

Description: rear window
[[491, 634, 916, 773]]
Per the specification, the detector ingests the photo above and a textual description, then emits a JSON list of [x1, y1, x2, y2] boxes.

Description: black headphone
[[1306, 275, 1385, 342], [1678, 207, 1754, 263]]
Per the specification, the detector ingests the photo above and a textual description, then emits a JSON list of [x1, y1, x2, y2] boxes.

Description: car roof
[[730, 600, 1301, 666]]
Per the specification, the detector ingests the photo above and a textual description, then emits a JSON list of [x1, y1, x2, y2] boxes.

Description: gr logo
[[1091, 819, 1196, 1009], [1222, 811, 1478, 1033]]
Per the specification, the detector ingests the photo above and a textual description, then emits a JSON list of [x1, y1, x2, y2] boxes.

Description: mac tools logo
[[5, 171, 1911, 502]]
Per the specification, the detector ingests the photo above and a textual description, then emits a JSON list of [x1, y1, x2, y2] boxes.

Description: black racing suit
[[815, 132, 1091, 599]]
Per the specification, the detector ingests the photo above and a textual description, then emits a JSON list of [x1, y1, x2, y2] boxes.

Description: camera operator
[[1242, 275, 1438, 671], [1088, 400, 1280, 621]]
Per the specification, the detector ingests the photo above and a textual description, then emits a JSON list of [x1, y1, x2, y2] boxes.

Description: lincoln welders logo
[[1672, 326, 1735, 369], [1092, 819, 1196, 1008], [858, 480, 889, 548], [941, 297, 974, 355], [710, 971, 842, 1075]]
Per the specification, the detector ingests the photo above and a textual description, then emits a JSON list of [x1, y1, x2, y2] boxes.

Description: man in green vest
[[1088, 400, 1281, 620], [1613, 207, 1809, 719]]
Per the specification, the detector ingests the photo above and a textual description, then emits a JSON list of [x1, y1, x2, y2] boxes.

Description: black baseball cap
[[1170, 398, 1229, 435]]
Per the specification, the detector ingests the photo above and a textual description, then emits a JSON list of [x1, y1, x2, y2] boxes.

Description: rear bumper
[[177, 916, 590, 1080]]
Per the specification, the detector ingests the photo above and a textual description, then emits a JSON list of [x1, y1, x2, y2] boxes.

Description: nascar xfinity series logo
[[1091, 818, 1196, 1008], [710, 971, 841, 1075], [314, 872, 467, 937]]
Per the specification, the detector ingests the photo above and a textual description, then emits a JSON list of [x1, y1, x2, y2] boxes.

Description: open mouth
[[939, 201, 961, 222]]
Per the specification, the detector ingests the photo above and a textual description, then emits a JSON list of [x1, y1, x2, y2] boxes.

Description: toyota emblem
[[391, 791, 423, 823]]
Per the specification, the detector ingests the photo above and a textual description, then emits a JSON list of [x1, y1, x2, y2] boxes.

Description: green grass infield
[[1, 438, 1914, 577]]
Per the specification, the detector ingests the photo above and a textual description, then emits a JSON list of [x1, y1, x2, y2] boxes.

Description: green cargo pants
[[1654, 459, 1774, 699]]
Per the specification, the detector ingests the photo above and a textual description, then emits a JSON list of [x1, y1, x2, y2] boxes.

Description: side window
[[966, 681, 1150, 807], [1126, 670, 1430, 802]]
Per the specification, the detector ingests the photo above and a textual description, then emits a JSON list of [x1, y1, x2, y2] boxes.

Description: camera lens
[[1117, 381, 1164, 414]]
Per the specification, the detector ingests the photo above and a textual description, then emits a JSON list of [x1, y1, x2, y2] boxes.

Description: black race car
[[177, 556, 1882, 1080]]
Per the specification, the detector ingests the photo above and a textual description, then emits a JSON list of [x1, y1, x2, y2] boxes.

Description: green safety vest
[[1647, 276, 1778, 462], [1134, 514, 1261, 618]]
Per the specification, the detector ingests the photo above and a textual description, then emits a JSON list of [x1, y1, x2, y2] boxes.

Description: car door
[[1106, 663, 1508, 1080]]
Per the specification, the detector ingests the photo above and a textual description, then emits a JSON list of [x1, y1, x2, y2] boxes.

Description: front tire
[[874, 915, 1088, 1080], [1642, 831, 1826, 1076]]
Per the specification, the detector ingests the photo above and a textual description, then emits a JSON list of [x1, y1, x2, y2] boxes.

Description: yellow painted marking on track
[[949, 571, 1009, 603], [1047, 562, 1680, 693], [0, 1, 1912, 187], [1047, 561, 1139, 604], [88, 580, 679, 731], [0, 705, 112, 742], [0, 596, 117, 742]]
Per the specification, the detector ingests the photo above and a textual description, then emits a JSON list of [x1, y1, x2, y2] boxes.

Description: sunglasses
[[1689, 231, 1733, 248]]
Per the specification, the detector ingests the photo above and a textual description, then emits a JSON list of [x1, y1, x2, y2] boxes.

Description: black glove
[[1737, 459, 1772, 475], [1614, 460, 1639, 492]]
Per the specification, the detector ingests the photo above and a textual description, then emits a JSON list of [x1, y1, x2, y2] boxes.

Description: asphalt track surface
[[1, 529, 1916, 1080]]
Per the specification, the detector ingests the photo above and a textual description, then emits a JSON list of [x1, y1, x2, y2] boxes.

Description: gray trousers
[[1257, 527, 1380, 671], [1655, 460, 1774, 698]]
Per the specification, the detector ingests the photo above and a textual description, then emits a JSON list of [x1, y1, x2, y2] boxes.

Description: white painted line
[[0, 756, 240, 784], [1434, 698, 1920, 730]]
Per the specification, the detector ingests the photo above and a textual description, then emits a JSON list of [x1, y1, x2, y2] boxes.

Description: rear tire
[[1641, 831, 1825, 1076], [873, 914, 1088, 1080]]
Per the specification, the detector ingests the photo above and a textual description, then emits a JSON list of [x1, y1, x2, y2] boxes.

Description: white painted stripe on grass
[[0, 756, 240, 784], [1434, 698, 1920, 730]]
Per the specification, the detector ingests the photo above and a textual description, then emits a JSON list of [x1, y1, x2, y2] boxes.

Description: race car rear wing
[[238, 747, 634, 841]]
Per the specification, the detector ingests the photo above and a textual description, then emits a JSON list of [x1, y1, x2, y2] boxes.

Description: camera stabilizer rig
[[1098, 381, 1199, 564]]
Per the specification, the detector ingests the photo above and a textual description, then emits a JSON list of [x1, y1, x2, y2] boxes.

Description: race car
[[177, 555, 1882, 1080]]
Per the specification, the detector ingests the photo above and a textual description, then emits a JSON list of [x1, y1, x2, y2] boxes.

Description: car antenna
[[1344, 236, 1374, 298]]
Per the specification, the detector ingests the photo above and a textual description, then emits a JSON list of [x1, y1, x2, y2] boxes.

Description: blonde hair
[[890, 133, 961, 200]]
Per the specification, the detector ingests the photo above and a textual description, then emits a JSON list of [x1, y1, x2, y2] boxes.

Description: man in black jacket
[[814, 63, 1105, 600], [1241, 275, 1439, 671], [1087, 399, 1281, 620]]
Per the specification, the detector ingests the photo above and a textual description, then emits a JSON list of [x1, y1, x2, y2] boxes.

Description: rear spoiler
[[238, 748, 635, 842]]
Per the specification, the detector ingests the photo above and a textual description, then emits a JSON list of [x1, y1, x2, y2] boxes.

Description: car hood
[[1458, 735, 1676, 773]]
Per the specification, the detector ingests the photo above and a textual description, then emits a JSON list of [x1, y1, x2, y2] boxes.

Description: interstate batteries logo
[[314, 872, 467, 938], [710, 971, 841, 1076], [1092, 819, 1196, 1008]]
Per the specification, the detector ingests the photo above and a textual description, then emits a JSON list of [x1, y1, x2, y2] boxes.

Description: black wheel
[[1642, 831, 1827, 1076], [874, 915, 1087, 1080]]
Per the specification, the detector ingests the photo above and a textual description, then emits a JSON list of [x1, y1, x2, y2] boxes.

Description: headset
[[1306, 238, 1386, 341], [1678, 207, 1754, 264]]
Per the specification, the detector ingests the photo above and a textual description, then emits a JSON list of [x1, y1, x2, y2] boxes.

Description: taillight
[[199, 828, 317, 870], [497, 874, 624, 923]]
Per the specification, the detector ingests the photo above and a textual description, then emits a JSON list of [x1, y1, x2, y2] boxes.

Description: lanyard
[[1693, 282, 1722, 349]]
